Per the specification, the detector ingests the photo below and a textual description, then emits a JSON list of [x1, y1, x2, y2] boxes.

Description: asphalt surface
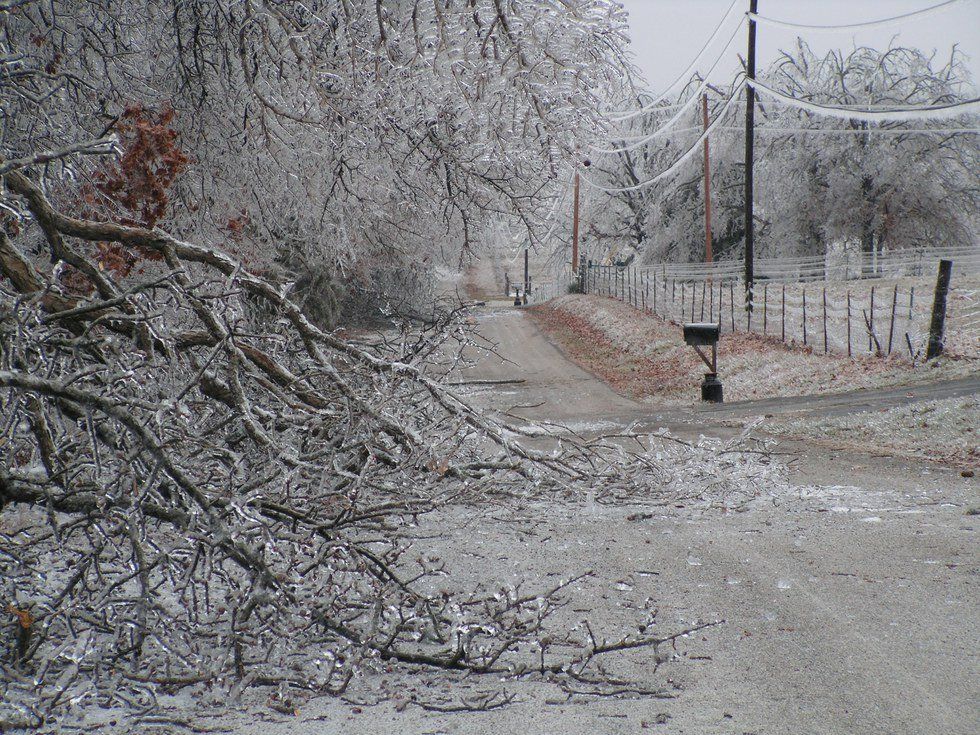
[[234, 300, 978, 735], [449, 302, 979, 734]]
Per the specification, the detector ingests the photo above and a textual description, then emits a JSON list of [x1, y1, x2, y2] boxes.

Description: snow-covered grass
[[765, 396, 979, 469], [587, 270, 980, 362], [526, 294, 978, 405]]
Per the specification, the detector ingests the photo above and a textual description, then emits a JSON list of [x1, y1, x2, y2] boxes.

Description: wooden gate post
[[926, 259, 953, 360]]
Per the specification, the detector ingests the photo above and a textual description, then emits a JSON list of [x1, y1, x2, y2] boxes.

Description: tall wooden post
[[702, 93, 713, 265], [524, 248, 529, 295], [743, 0, 758, 313], [887, 285, 898, 355], [571, 172, 580, 273], [926, 259, 953, 360]]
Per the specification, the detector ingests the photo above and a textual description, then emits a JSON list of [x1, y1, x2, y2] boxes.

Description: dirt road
[[448, 302, 978, 734], [233, 300, 978, 735]]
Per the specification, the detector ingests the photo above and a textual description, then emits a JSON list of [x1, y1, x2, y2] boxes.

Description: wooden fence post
[[729, 282, 736, 332], [718, 282, 724, 330], [722, 282, 727, 330], [887, 285, 898, 355], [802, 288, 808, 346], [781, 285, 786, 342], [763, 283, 768, 335], [822, 287, 828, 353], [868, 286, 875, 352], [846, 291, 852, 357], [926, 259, 953, 360]]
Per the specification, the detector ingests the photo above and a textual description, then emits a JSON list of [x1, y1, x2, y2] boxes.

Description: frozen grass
[[526, 294, 978, 405], [586, 270, 980, 362], [765, 396, 979, 469]]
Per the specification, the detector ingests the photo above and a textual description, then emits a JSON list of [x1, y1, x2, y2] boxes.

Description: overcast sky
[[619, 0, 980, 94]]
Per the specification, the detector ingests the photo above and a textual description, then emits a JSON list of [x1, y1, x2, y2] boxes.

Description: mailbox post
[[683, 322, 723, 403]]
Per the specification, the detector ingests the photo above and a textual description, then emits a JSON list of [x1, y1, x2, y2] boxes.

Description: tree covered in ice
[[756, 42, 979, 259], [0, 2, 794, 728], [583, 41, 978, 265], [2, 0, 633, 323], [591, 76, 748, 266]]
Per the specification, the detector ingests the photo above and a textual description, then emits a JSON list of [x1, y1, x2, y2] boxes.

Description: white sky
[[619, 0, 980, 94]]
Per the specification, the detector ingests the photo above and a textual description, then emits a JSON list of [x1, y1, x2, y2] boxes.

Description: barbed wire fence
[[524, 245, 980, 362]]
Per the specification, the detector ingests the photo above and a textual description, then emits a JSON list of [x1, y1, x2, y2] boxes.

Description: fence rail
[[577, 254, 979, 361], [652, 244, 980, 283]]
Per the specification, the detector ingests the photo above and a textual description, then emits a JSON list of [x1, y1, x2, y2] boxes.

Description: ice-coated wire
[[582, 87, 743, 193], [605, 5, 745, 123], [712, 125, 980, 136], [747, 78, 980, 122], [591, 125, 705, 144], [749, 0, 964, 32], [592, 88, 726, 154]]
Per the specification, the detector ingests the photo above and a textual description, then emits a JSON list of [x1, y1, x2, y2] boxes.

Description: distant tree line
[[586, 42, 979, 266]]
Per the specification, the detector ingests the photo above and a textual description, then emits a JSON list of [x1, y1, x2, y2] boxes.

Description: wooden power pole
[[571, 171, 581, 271], [743, 0, 758, 311], [524, 247, 529, 294], [702, 93, 713, 265]]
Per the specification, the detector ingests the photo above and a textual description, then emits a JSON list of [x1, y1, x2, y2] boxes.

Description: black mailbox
[[683, 322, 720, 347], [682, 322, 723, 403]]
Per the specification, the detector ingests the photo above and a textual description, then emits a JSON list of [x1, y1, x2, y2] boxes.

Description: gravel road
[[232, 300, 978, 735]]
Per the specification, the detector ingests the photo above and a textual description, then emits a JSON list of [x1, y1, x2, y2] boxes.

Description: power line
[[747, 78, 980, 122], [749, 0, 965, 32], [581, 91, 743, 194], [592, 80, 737, 154], [716, 125, 980, 135], [606, 2, 745, 122]]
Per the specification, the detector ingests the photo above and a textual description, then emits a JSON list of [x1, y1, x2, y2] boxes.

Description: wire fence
[[580, 259, 979, 361], [655, 244, 980, 283]]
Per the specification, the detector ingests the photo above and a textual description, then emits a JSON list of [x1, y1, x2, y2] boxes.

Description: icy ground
[[765, 394, 979, 468], [527, 293, 978, 405]]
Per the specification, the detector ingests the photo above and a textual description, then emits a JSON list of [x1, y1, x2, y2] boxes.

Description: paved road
[[693, 374, 980, 421], [459, 297, 980, 427], [447, 302, 980, 735], [238, 302, 978, 735]]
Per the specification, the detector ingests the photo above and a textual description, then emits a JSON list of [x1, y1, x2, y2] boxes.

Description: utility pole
[[524, 247, 529, 294], [702, 92, 713, 265], [743, 0, 758, 312], [571, 171, 581, 272]]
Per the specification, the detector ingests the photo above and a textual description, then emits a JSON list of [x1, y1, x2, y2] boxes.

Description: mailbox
[[682, 322, 723, 403], [683, 322, 720, 347]]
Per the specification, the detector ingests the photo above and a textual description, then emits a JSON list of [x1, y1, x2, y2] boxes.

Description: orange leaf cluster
[[6, 603, 33, 630], [61, 104, 189, 293], [89, 103, 188, 231]]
